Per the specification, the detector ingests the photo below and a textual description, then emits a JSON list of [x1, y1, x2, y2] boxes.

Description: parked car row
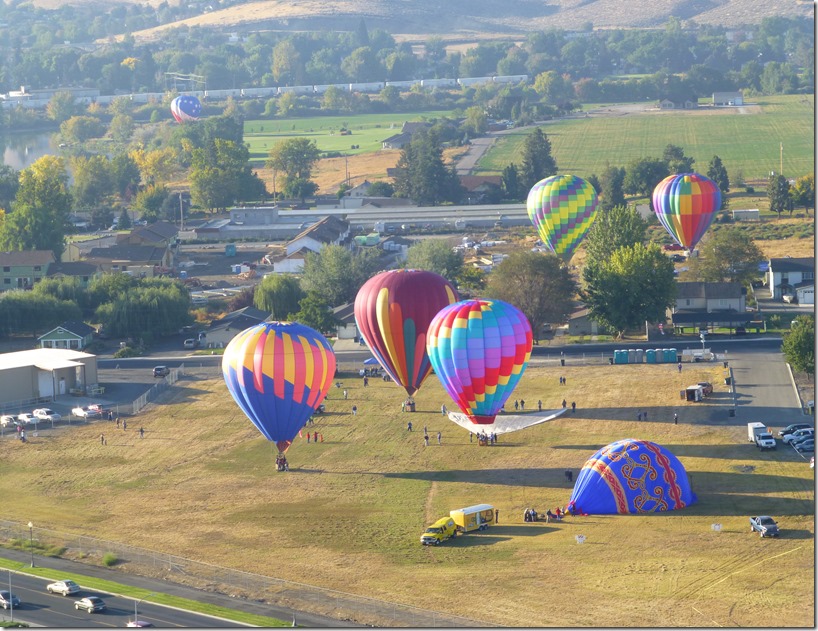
[[1, 408, 63, 428]]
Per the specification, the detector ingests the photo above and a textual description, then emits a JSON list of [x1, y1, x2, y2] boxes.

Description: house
[[273, 248, 311, 274], [658, 97, 698, 110], [459, 175, 503, 203], [83, 244, 175, 277], [381, 121, 432, 149], [332, 302, 358, 340], [205, 306, 270, 348], [0, 348, 98, 405], [767, 257, 815, 303], [731, 208, 760, 221], [119, 220, 179, 247], [285, 216, 351, 257], [568, 307, 602, 336], [46, 261, 101, 287], [713, 91, 744, 106], [38, 321, 96, 350], [345, 180, 373, 198], [0, 250, 56, 291], [668, 281, 754, 331], [229, 205, 279, 226], [63, 234, 117, 262]]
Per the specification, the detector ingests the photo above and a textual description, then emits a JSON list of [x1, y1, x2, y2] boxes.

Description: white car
[[46, 580, 81, 596], [755, 433, 776, 449], [783, 428, 814, 444], [0, 415, 17, 427], [71, 407, 101, 419], [16, 413, 36, 425], [33, 408, 61, 422]]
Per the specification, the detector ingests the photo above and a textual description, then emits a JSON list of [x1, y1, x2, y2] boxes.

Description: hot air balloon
[[222, 321, 336, 455], [354, 269, 458, 397], [569, 439, 696, 515], [426, 299, 532, 427], [527, 174, 599, 261], [652, 172, 721, 251], [170, 95, 202, 123]]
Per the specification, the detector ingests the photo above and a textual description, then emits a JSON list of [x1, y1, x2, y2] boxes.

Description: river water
[[2, 131, 59, 170]]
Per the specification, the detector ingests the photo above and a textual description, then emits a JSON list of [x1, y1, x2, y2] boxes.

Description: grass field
[[476, 96, 815, 182], [244, 110, 453, 164], [0, 360, 813, 627]]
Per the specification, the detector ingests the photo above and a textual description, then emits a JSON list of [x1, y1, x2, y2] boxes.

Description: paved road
[[729, 348, 806, 425], [0, 548, 355, 628]]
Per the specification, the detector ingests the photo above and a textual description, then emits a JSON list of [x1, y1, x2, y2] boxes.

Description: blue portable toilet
[[666, 348, 678, 363], [179, 270, 188, 279], [225, 243, 237, 257], [614, 350, 626, 364], [646, 349, 656, 364]]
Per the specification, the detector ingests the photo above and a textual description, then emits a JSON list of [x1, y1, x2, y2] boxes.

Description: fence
[[131, 364, 186, 415], [0, 520, 489, 627]]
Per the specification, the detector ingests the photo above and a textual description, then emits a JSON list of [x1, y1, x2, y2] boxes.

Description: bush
[[113, 346, 138, 358], [102, 552, 119, 567], [745, 186, 755, 194]]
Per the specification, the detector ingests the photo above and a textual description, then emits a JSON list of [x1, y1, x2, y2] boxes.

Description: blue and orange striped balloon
[[652, 172, 721, 251], [426, 299, 532, 425], [527, 174, 599, 261], [222, 321, 336, 454]]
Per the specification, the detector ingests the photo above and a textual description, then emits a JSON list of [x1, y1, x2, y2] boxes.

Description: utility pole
[[780, 142, 783, 177]]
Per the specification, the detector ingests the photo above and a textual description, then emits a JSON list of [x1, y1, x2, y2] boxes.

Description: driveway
[[730, 349, 806, 426]]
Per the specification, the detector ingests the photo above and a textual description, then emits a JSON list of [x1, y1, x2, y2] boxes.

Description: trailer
[[450, 504, 495, 533]]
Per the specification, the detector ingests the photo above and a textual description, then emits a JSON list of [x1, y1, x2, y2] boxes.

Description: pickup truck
[[755, 432, 776, 449]]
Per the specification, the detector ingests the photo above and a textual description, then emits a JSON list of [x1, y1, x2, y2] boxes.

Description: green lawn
[[244, 110, 453, 163], [477, 95, 815, 181]]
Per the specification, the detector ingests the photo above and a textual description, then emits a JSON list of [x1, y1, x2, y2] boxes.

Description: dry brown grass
[[0, 361, 812, 627]]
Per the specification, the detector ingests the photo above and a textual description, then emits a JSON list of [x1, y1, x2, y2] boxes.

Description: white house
[[273, 248, 311, 274], [713, 91, 744, 106], [767, 257, 815, 302], [731, 208, 760, 221], [285, 215, 351, 257]]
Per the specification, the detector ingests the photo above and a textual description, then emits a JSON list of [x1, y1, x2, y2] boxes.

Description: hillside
[[60, 0, 814, 43]]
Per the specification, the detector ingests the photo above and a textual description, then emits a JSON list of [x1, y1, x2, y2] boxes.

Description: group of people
[[304, 430, 323, 443], [473, 431, 497, 446], [275, 454, 289, 471], [523, 508, 543, 522], [526, 502, 582, 523]]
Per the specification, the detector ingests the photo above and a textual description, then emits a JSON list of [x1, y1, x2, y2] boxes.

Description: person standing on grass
[[437, 431, 442, 445], [100, 433, 105, 445], [139, 427, 144, 439], [352, 405, 357, 416], [424, 434, 429, 447]]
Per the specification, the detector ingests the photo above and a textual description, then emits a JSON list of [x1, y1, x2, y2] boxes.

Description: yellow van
[[420, 517, 457, 545], [450, 504, 494, 533]]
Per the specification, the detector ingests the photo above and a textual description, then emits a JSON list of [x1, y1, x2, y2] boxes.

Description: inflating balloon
[[354, 269, 458, 397], [426, 299, 532, 425], [527, 174, 599, 261], [170, 95, 202, 123], [652, 172, 721, 251], [222, 321, 336, 454], [569, 439, 696, 515]]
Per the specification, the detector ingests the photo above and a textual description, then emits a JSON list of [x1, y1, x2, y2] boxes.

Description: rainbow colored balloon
[[354, 269, 458, 396], [527, 174, 599, 261], [222, 321, 336, 454], [652, 172, 721, 251], [426, 299, 532, 425]]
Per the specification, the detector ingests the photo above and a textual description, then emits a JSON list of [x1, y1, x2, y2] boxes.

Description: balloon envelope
[[354, 269, 458, 396], [652, 172, 721, 250], [426, 299, 532, 425], [170, 95, 202, 123], [527, 174, 599, 261], [222, 321, 336, 454], [569, 438, 696, 515]]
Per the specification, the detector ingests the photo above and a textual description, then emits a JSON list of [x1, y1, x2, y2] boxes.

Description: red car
[[663, 243, 684, 251]]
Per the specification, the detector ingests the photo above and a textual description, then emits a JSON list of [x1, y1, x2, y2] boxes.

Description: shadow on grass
[[551, 443, 807, 461]]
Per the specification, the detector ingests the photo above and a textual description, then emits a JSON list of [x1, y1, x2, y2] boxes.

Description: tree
[[502, 163, 521, 200], [109, 113, 135, 143], [131, 184, 169, 223], [94, 278, 191, 339], [662, 144, 695, 174], [581, 243, 676, 339], [341, 46, 380, 82], [367, 181, 394, 197], [707, 155, 730, 209], [0, 156, 72, 261], [266, 138, 321, 200], [519, 128, 557, 192], [0, 165, 20, 212], [272, 39, 301, 85], [392, 129, 462, 206], [190, 139, 265, 211], [300, 245, 380, 307], [45, 91, 76, 123], [291, 291, 339, 335], [624, 157, 669, 197], [691, 227, 764, 286], [782, 315, 814, 377], [583, 205, 647, 268], [485, 251, 576, 342], [254, 274, 304, 320], [0, 291, 82, 338], [598, 165, 626, 210], [462, 106, 488, 136], [117, 207, 132, 230], [790, 173, 814, 216], [767, 174, 790, 217], [404, 239, 463, 284], [70, 155, 114, 208], [60, 115, 106, 143]]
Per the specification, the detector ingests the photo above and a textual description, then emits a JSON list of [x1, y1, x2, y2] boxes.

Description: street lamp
[[133, 592, 156, 625], [7, 570, 13, 622], [27, 522, 33, 567]]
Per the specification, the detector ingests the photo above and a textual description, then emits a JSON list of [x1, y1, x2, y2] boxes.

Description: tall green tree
[[767, 174, 790, 217], [583, 205, 648, 268], [300, 245, 380, 307], [519, 127, 557, 192], [581, 243, 676, 339], [0, 291, 82, 337], [485, 251, 576, 342], [190, 139, 265, 210], [392, 129, 462, 206], [0, 156, 72, 261], [598, 165, 626, 211], [691, 227, 764, 286], [0, 165, 19, 212], [254, 274, 305, 320], [502, 163, 521, 200], [662, 144, 695, 174], [70, 155, 114, 208], [404, 239, 463, 284], [266, 138, 321, 199], [707, 155, 730, 210], [94, 278, 190, 338], [624, 157, 669, 197], [291, 291, 339, 335], [782, 315, 814, 377]]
